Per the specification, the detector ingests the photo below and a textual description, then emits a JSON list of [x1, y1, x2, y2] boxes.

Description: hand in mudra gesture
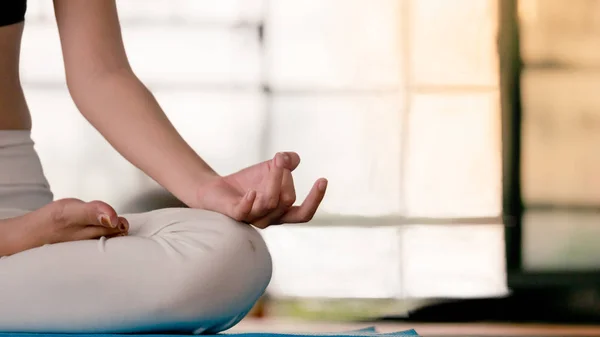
[[194, 152, 327, 229]]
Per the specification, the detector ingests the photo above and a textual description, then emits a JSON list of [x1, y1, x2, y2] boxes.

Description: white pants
[[0, 131, 272, 334]]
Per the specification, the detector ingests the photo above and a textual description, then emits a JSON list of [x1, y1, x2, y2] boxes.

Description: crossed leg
[[0, 208, 272, 334]]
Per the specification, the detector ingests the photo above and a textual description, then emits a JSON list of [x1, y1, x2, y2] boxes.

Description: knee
[[150, 209, 272, 332], [183, 209, 273, 293]]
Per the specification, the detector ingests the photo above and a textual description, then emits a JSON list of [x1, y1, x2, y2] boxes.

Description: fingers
[[279, 178, 328, 224], [230, 190, 256, 221], [252, 207, 287, 229], [104, 217, 130, 238], [225, 152, 322, 228], [117, 216, 129, 232], [72, 224, 122, 241], [266, 153, 285, 205], [76, 215, 129, 241], [276, 152, 301, 171], [251, 153, 285, 218], [87, 200, 120, 228], [280, 170, 296, 208], [48, 198, 128, 232], [48, 198, 117, 229], [15, 198, 129, 247], [252, 170, 297, 228]]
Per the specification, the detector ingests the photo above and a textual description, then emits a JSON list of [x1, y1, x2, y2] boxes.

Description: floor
[[231, 318, 600, 336]]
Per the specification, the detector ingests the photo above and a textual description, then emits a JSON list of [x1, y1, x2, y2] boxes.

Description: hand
[[0, 198, 129, 256], [194, 152, 328, 229]]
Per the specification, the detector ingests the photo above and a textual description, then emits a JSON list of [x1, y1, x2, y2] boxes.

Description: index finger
[[278, 178, 327, 224]]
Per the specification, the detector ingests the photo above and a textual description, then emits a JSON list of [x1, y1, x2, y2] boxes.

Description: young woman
[[0, 0, 327, 333]]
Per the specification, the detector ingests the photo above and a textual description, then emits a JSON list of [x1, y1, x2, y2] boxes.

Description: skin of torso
[[0, 23, 31, 130]]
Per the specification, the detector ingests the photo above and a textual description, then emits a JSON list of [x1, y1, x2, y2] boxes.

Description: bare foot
[[0, 198, 129, 256]]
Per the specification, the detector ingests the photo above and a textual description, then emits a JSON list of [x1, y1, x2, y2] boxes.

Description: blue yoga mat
[[0, 327, 419, 337]]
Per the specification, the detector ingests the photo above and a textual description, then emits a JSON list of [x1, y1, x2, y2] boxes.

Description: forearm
[[68, 69, 218, 205]]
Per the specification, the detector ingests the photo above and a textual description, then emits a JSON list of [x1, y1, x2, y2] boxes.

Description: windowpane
[[20, 0, 506, 301], [519, 0, 600, 68], [20, 26, 261, 87], [27, 88, 265, 208], [27, 0, 265, 25], [523, 210, 600, 271], [263, 226, 402, 298], [27, 88, 142, 209], [122, 27, 261, 86], [404, 93, 502, 217], [116, 0, 175, 22], [269, 95, 403, 216], [401, 224, 507, 298], [410, 0, 498, 86], [24, 0, 54, 21], [521, 70, 600, 205], [266, 0, 403, 90], [177, 0, 264, 24], [20, 26, 65, 84], [155, 90, 266, 174]]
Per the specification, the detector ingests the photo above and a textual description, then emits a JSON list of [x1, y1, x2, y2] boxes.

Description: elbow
[[65, 64, 134, 95], [64, 65, 136, 109]]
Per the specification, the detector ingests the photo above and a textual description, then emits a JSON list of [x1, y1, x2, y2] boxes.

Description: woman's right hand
[[0, 198, 129, 256]]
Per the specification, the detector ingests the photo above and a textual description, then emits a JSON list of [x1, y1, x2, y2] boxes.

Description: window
[[23, 0, 505, 299], [519, 0, 600, 272]]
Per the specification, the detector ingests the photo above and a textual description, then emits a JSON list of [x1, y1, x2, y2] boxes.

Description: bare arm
[[53, 0, 217, 205], [52, 0, 327, 226]]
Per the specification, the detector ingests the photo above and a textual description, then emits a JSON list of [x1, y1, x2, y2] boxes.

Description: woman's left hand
[[193, 152, 327, 229]]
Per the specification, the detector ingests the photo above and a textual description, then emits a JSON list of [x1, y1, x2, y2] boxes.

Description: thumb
[[230, 190, 256, 222], [198, 183, 255, 222]]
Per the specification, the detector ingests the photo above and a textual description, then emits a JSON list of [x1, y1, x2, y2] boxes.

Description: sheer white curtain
[[22, 0, 505, 299]]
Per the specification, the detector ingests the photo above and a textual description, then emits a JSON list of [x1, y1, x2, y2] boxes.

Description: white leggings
[[0, 131, 272, 334]]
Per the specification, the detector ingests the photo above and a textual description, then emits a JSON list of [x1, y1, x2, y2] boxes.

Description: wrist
[[0, 218, 33, 257], [190, 173, 229, 211], [173, 169, 221, 208]]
